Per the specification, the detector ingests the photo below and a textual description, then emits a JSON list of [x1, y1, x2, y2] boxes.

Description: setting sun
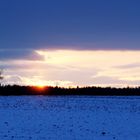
[[36, 85, 45, 90], [32, 85, 47, 94]]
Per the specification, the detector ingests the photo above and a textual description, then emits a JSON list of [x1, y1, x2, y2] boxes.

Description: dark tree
[[0, 70, 3, 85]]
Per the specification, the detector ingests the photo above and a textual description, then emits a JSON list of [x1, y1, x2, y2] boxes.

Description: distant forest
[[0, 85, 140, 96], [1, 69, 140, 96]]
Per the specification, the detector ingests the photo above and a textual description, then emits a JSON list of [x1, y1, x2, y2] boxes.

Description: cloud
[[1, 46, 140, 62], [91, 76, 140, 87], [2, 75, 23, 85], [2, 74, 73, 87], [116, 62, 140, 69], [0, 49, 44, 61], [1, 49, 140, 87], [40, 43, 140, 51]]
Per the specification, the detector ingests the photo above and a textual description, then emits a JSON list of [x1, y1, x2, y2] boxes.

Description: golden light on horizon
[[34, 85, 46, 92], [3, 49, 140, 87]]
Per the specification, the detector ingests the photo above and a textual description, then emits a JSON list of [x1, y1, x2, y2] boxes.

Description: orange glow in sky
[[33, 85, 46, 93], [36, 85, 45, 89]]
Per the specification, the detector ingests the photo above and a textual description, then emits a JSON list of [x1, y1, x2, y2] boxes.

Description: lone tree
[[0, 70, 3, 85]]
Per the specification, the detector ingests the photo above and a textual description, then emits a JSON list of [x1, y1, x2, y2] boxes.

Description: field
[[0, 96, 140, 140]]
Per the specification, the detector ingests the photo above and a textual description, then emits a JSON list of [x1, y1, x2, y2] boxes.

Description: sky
[[0, 0, 140, 87]]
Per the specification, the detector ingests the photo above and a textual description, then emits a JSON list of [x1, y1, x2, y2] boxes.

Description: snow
[[0, 96, 140, 140]]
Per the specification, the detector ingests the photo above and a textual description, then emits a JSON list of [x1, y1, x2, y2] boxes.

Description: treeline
[[0, 85, 140, 96]]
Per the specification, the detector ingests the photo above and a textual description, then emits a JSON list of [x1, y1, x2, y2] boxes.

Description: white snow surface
[[0, 96, 140, 140]]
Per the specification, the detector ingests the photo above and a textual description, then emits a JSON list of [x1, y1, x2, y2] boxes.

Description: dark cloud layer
[[0, 49, 44, 60], [0, 0, 140, 53]]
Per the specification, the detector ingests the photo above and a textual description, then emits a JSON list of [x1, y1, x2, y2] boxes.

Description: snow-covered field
[[0, 96, 140, 140]]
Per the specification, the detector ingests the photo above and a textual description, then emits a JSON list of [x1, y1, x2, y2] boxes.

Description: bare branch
[[0, 70, 3, 80]]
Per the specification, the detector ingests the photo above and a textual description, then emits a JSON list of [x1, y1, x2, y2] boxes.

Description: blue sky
[[1, 0, 140, 51], [1, 0, 140, 86]]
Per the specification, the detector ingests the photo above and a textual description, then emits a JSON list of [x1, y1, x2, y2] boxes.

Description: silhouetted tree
[[0, 70, 3, 86]]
